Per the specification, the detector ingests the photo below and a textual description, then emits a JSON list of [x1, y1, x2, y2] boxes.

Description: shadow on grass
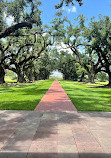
[[0, 86, 15, 93], [20, 88, 48, 96], [0, 87, 49, 110], [70, 95, 111, 111], [0, 85, 33, 94], [0, 80, 54, 110], [63, 85, 111, 94], [60, 85, 111, 111], [0, 99, 41, 110]]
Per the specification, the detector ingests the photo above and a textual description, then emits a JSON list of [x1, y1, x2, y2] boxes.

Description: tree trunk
[[0, 75, 5, 84], [34, 74, 39, 80], [88, 72, 95, 83], [44, 71, 49, 80], [16, 65, 26, 83], [47, 75, 49, 79], [17, 73, 26, 83], [0, 65, 5, 84], [29, 68, 33, 82], [64, 74, 68, 80], [37, 75, 40, 80], [17, 69, 26, 83], [107, 72, 111, 87], [79, 72, 84, 82]]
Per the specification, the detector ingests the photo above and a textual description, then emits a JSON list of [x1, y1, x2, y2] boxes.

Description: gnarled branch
[[0, 19, 36, 39]]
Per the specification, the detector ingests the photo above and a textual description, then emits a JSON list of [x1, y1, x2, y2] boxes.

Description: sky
[[50, 70, 63, 77], [40, 0, 111, 25]]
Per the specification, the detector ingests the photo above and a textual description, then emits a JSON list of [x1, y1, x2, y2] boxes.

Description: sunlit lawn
[[5, 76, 17, 83], [0, 79, 54, 110], [59, 80, 111, 111]]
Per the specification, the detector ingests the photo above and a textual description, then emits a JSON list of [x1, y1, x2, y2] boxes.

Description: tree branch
[[0, 53, 15, 64], [16, 43, 34, 57], [4, 64, 16, 73], [18, 43, 49, 66], [4, 41, 11, 52], [0, 19, 36, 39]]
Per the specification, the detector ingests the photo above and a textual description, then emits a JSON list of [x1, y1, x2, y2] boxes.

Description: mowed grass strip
[[59, 80, 111, 111], [0, 79, 54, 110]]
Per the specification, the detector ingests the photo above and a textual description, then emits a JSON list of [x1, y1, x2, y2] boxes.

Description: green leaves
[[55, 0, 83, 9], [6, 0, 26, 23], [5, 0, 42, 24], [0, 0, 7, 32]]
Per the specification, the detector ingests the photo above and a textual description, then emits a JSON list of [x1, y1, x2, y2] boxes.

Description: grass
[[0, 79, 54, 110], [59, 80, 111, 111], [5, 76, 17, 83]]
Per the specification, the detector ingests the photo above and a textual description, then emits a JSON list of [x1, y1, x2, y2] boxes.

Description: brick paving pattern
[[0, 111, 111, 158], [35, 80, 77, 111]]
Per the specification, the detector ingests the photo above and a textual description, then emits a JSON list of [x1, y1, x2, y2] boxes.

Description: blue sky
[[40, 0, 111, 25]]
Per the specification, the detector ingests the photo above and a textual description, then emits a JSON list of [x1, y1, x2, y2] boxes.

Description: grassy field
[[1, 78, 111, 111], [0, 79, 54, 110], [59, 80, 111, 111], [5, 76, 17, 83]]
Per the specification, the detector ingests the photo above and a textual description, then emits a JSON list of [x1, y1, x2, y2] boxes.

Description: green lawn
[[59, 80, 111, 111], [0, 79, 54, 110], [5, 76, 17, 83]]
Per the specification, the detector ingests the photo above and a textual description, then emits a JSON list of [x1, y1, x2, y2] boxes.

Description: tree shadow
[[0, 100, 40, 110], [0, 82, 52, 110], [0, 152, 109, 158], [0, 111, 111, 157], [78, 111, 111, 119], [0, 111, 81, 152], [61, 85, 111, 111]]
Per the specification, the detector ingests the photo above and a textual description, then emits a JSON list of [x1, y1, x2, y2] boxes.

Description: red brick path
[[35, 80, 77, 111]]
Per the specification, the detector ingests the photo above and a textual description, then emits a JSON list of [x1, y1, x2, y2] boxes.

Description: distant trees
[[56, 14, 111, 86], [22, 51, 54, 82], [96, 72, 108, 82], [52, 49, 80, 81]]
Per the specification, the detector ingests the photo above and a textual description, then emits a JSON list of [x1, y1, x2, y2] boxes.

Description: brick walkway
[[0, 111, 110, 158], [35, 80, 77, 111]]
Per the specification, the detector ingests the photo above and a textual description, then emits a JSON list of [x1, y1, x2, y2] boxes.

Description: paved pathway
[[0, 80, 111, 158], [0, 111, 111, 158], [35, 80, 77, 111]]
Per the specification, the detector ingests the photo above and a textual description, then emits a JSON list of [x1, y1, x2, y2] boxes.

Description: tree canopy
[[0, 0, 111, 87]]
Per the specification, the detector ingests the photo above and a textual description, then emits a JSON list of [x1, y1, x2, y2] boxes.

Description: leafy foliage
[[55, 0, 83, 9]]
